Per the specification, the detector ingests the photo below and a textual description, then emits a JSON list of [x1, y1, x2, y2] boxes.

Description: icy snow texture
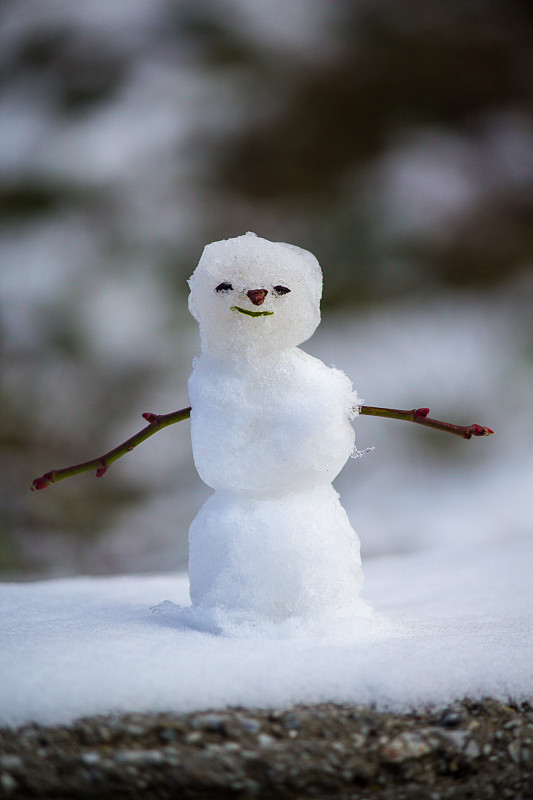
[[187, 233, 363, 621], [188, 486, 363, 620], [188, 349, 357, 497], [188, 232, 323, 363], [0, 539, 531, 727]]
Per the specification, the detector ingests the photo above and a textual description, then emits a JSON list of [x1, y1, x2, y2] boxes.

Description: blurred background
[[1, 0, 532, 581]]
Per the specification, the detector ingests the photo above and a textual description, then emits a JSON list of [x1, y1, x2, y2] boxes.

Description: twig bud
[[31, 472, 53, 491], [471, 424, 494, 437]]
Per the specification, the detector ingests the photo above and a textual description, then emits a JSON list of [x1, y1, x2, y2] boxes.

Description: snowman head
[[188, 232, 323, 362]]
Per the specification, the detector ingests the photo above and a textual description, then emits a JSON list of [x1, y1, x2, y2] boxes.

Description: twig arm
[[359, 405, 493, 439], [31, 403, 492, 490], [31, 407, 191, 490]]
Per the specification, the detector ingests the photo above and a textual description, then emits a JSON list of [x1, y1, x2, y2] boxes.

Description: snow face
[[187, 233, 363, 622], [188, 232, 322, 363]]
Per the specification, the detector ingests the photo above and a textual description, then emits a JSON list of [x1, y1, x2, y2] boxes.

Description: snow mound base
[[1, 539, 531, 728]]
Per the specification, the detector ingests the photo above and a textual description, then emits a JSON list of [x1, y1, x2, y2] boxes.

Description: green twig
[[31, 404, 492, 491], [31, 407, 192, 491], [359, 405, 493, 439]]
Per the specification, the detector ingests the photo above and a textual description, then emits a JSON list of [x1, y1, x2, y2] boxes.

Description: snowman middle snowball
[[187, 232, 364, 621]]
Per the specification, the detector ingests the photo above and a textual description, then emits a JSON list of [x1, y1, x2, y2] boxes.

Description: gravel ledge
[[1, 700, 531, 799]]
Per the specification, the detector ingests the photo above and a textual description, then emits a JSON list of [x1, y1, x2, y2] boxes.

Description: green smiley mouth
[[231, 306, 274, 317]]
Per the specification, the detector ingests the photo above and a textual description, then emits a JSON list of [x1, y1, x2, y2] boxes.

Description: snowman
[[186, 232, 365, 623], [29, 231, 491, 625]]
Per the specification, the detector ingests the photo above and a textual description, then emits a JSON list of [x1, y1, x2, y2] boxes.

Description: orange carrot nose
[[247, 289, 268, 306]]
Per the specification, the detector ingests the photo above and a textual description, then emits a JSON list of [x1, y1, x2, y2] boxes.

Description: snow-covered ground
[[3, 278, 532, 729], [1, 536, 531, 728]]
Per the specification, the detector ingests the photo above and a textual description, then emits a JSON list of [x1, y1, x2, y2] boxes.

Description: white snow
[[188, 232, 323, 363], [187, 234, 364, 621], [188, 350, 356, 498], [187, 485, 364, 621], [0, 537, 531, 728]]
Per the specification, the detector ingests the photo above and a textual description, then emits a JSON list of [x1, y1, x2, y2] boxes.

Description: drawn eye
[[215, 282, 233, 292], [273, 285, 290, 295]]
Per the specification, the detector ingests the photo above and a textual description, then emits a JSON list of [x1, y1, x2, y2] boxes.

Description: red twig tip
[[31, 472, 53, 491], [471, 424, 494, 437]]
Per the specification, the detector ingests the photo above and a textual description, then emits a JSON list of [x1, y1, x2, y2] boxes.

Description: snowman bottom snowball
[[186, 233, 366, 622]]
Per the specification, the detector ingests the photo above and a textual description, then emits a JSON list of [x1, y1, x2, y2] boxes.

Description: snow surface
[[1, 538, 531, 728]]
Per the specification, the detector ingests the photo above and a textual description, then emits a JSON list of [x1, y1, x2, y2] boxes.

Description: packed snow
[[188, 233, 323, 363], [187, 234, 364, 622], [0, 539, 531, 728]]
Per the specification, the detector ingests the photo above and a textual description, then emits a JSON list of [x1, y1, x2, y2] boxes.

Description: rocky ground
[[0, 700, 531, 799]]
